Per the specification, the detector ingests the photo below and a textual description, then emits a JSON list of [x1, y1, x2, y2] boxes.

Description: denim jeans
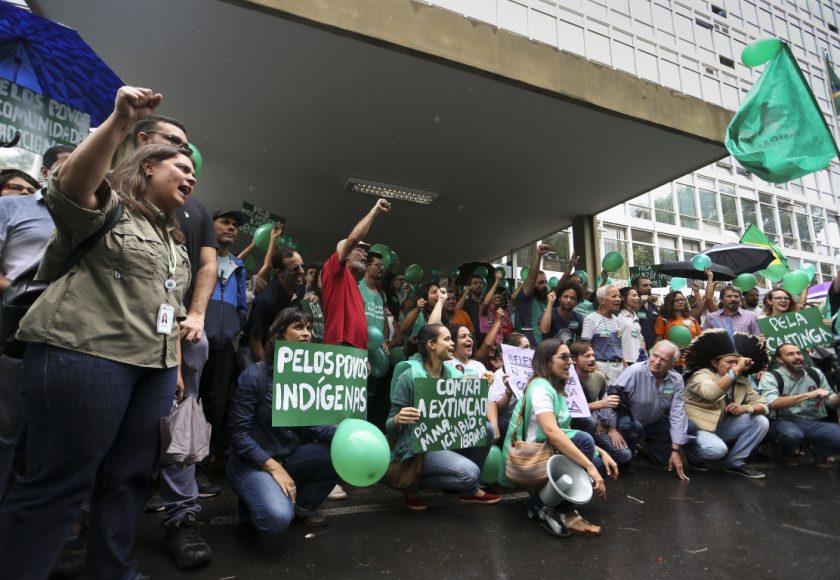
[[618, 415, 697, 465], [160, 335, 208, 527], [769, 417, 840, 460], [0, 354, 25, 498], [0, 343, 175, 580], [419, 450, 481, 495], [227, 442, 338, 534], [686, 413, 769, 468]]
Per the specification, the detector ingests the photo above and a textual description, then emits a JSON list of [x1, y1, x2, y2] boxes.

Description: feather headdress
[[684, 329, 768, 376]]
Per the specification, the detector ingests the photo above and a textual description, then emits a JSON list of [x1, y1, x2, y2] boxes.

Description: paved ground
[[124, 458, 840, 580]]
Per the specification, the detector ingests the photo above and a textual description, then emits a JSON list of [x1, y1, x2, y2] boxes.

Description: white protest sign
[[563, 365, 592, 418], [501, 344, 590, 418]]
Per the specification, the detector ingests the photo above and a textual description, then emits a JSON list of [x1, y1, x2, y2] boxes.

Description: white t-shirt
[[617, 309, 643, 363], [526, 386, 555, 443], [444, 358, 486, 378]]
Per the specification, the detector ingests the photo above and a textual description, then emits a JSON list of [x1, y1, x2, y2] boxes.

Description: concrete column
[[572, 215, 599, 283]]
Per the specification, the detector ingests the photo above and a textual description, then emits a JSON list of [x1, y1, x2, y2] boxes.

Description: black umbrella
[[702, 243, 775, 274], [657, 261, 737, 281]]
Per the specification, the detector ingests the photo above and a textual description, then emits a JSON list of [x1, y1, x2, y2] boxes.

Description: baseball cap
[[213, 210, 247, 227]]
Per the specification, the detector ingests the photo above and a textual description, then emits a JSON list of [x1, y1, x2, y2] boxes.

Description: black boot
[[164, 513, 212, 569]]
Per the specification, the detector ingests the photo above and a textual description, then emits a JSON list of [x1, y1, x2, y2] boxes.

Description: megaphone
[[539, 454, 593, 507]]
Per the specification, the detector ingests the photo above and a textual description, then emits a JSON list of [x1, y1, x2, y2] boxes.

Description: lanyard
[[165, 233, 177, 281]]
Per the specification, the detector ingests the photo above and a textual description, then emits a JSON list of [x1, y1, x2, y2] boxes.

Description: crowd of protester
[[1, 86, 839, 578]]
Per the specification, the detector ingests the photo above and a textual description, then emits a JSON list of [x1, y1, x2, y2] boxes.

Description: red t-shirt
[[321, 252, 368, 349]]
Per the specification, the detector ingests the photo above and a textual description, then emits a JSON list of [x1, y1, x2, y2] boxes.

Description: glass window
[[821, 263, 833, 281], [676, 184, 698, 229], [779, 207, 797, 249], [658, 234, 679, 262], [719, 181, 736, 194], [796, 212, 813, 253], [683, 238, 701, 260], [759, 192, 773, 204], [759, 203, 778, 242], [631, 229, 654, 244], [699, 189, 719, 232], [652, 184, 676, 225], [721, 195, 739, 232], [740, 199, 758, 227], [602, 225, 629, 279], [542, 230, 573, 272]]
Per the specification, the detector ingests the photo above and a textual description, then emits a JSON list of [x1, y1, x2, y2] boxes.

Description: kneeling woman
[[387, 323, 500, 510], [227, 309, 338, 531], [501, 339, 618, 538]]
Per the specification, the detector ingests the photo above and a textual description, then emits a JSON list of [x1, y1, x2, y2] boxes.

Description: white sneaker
[[327, 484, 348, 500]]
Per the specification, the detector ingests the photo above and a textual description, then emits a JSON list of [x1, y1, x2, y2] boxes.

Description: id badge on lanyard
[[156, 233, 179, 335]]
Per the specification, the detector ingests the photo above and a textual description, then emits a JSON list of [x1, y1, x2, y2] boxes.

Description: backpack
[[0, 202, 124, 358], [768, 367, 825, 419], [205, 265, 246, 350]]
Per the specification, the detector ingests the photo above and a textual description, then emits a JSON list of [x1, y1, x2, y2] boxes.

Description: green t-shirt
[[358, 280, 385, 331]]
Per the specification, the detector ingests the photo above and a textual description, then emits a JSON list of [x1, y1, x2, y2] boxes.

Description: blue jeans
[[0, 354, 26, 498], [227, 442, 338, 534], [419, 450, 481, 495], [687, 414, 769, 468], [770, 417, 840, 460], [0, 343, 175, 580], [572, 415, 633, 465], [160, 336, 208, 527], [619, 415, 697, 465]]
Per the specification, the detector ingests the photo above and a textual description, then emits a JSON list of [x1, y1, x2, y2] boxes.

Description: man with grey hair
[[581, 285, 625, 383], [601, 341, 694, 480]]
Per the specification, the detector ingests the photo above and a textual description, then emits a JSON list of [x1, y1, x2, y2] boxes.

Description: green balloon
[[448, 267, 460, 278], [369, 244, 391, 269], [574, 270, 588, 285], [733, 273, 757, 292], [253, 223, 273, 251], [668, 325, 693, 348], [388, 250, 400, 271], [367, 325, 384, 350], [602, 251, 624, 272], [404, 264, 423, 284], [480, 445, 503, 484], [520, 266, 530, 281], [690, 254, 712, 271], [760, 264, 788, 283], [330, 419, 390, 487], [498, 279, 509, 290], [802, 264, 816, 282], [548, 276, 559, 290], [741, 38, 783, 68], [670, 277, 687, 291], [782, 270, 810, 295], [369, 347, 389, 378], [431, 268, 444, 281], [188, 143, 203, 178], [389, 345, 406, 367], [474, 266, 489, 278], [244, 254, 256, 272], [295, 240, 309, 256]]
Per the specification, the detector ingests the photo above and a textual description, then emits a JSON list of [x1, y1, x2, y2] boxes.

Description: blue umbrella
[[0, 2, 122, 126]]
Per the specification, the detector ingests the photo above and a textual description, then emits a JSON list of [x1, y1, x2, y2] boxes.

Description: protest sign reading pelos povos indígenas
[[411, 378, 488, 453], [272, 342, 368, 427]]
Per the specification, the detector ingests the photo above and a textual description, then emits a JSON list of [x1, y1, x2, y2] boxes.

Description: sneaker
[[724, 465, 766, 479], [299, 510, 328, 528], [195, 470, 221, 498], [404, 494, 427, 511], [144, 491, 165, 513], [529, 506, 570, 538], [327, 484, 348, 500], [459, 491, 501, 505], [687, 460, 709, 472], [164, 514, 212, 569]]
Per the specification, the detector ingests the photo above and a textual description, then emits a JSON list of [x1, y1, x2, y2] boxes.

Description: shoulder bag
[[504, 380, 554, 488]]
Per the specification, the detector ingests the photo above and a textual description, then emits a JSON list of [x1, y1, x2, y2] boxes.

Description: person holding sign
[[0, 87, 194, 580], [500, 339, 618, 537], [227, 308, 340, 532], [683, 331, 770, 478], [488, 333, 532, 442], [761, 288, 798, 318], [386, 323, 500, 510], [757, 344, 840, 466]]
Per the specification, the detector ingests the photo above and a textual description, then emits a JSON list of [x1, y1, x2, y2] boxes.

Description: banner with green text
[[411, 378, 488, 453], [272, 341, 368, 427], [756, 307, 834, 354]]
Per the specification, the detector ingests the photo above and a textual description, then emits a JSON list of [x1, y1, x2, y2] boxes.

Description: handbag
[[504, 381, 553, 488], [0, 201, 124, 358], [159, 395, 212, 466], [379, 435, 424, 491]]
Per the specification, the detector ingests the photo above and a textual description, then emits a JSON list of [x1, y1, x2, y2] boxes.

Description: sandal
[[529, 506, 570, 538], [559, 510, 603, 535]]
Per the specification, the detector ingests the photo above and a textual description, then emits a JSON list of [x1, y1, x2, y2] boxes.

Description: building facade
[[424, 0, 840, 287]]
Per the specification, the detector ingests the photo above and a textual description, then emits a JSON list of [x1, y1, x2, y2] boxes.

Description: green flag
[[725, 41, 839, 183], [827, 54, 840, 114], [739, 224, 788, 269]]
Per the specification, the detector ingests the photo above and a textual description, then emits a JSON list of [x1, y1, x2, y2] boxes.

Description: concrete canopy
[[32, 0, 730, 268]]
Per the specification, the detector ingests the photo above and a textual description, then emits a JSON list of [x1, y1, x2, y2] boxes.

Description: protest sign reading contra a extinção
[[411, 377, 488, 453]]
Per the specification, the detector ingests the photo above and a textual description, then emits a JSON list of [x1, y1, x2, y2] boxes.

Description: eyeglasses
[[145, 130, 190, 149], [771, 296, 790, 301], [2, 183, 37, 194], [553, 353, 572, 361]]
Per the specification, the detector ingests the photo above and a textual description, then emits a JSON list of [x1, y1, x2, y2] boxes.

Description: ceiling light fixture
[[345, 177, 439, 205]]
